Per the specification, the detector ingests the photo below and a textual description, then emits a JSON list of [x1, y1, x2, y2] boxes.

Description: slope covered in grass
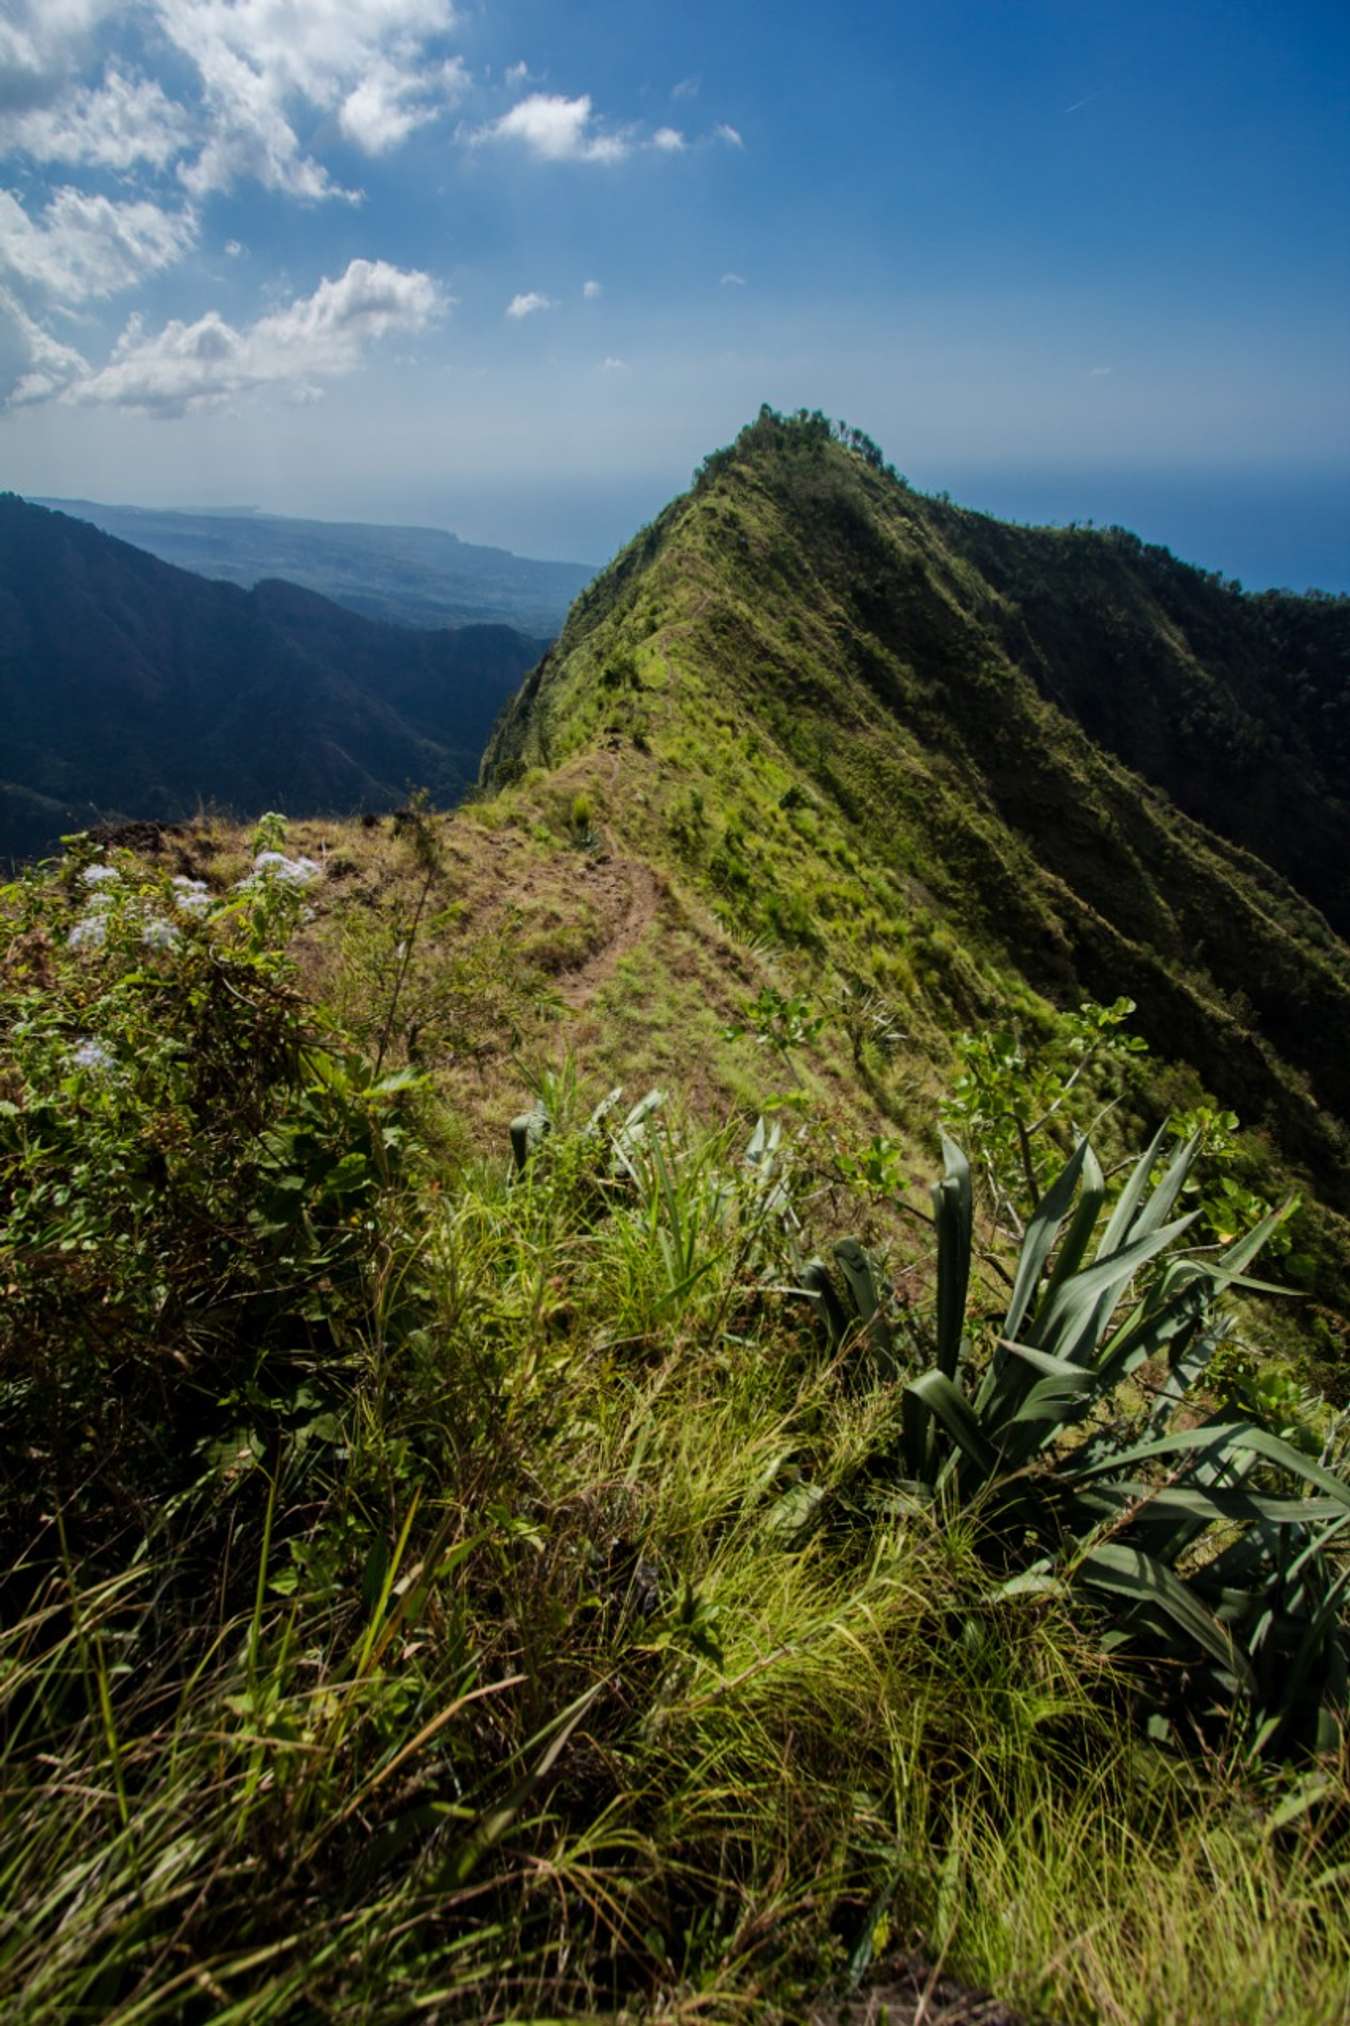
[[6, 414, 1350, 2022], [484, 408, 1350, 1309], [2, 827, 1349, 2024]]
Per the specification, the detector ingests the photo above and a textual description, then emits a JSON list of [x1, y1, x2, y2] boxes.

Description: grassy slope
[[4, 837, 1349, 2024], [8, 421, 1350, 2022], [481, 411, 1350, 1311]]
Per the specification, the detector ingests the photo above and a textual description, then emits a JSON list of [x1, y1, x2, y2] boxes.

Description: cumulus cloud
[[505, 290, 551, 319], [0, 0, 120, 118], [1, 64, 190, 169], [0, 281, 90, 404], [8, 256, 444, 415], [714, 122, 744, 147], [155, 0, 462, 197], [474, 92, 628, 165], [671, 76, 699, 101], [720, 270, 746, 286], [1, 1, 468, 202], [582, 277, 602, 299], [339, 53, 466, 155], [650, 126, 685, 152], [0, 185, 198, 301]]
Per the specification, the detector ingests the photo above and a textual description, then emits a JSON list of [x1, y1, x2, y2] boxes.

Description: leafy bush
[[940, 997, 1147, 1230], [0, 835, 421, 1555]]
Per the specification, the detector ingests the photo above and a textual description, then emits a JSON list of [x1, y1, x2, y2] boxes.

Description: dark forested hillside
[[0, 496, 544, 857], [931, 503, 1350, 936]]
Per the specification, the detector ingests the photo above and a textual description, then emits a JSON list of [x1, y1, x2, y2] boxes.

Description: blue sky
[[1, 0, 1346, 584]]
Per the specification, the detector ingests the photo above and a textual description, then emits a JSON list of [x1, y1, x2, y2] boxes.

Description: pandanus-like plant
[[813, 1130, 1350, 1754]]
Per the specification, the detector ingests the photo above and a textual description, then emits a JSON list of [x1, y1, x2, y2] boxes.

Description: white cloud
[[714, 122, 744, 148], [506, 290, 551, 319], [338, 54, 463, 154], [1089, 364, 1113, 376], [1, 64, 191, 170], [0, 1, 120, 117], [474, 92, 628, 165], [671, 76, 699, 101], [504, 60, 529, 87], [0, 185, 198, 302], [155, 0, 462, 196], [601, 355, 627, 372], [582, 278, 602, 299], [0, 281, 89, 405], [14, 257, 445, 415], [650, 126, 685, 152], [720, 270, 746, 286], [224, 237, 244, 256]]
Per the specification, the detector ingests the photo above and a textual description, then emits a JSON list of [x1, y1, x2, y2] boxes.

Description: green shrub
[[0, 837, 421, 1558]]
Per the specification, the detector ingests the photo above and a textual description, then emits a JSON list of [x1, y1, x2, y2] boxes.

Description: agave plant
[[814, 1130, 1350, 1754]]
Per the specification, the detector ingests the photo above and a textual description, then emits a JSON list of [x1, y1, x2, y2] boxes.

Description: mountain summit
[[486, 407, 1350, 1229]]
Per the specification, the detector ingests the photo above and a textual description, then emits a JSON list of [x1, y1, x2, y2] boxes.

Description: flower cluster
[[68, 1037, 116, 1075], [240, 851, 322, 891], [66, 860, 200, 958], [68, 862, 121, 949], [68, 914, 108, 952], [173, 876, 212, 917]]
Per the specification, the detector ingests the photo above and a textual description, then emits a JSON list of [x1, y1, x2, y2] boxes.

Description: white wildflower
[[80, 864, 120, 887], [239, 852, 322, 894], [141, 917, 181, 952], [69, 1037, 115, 1074], [173, 876, 212, 916], [67, 915, 107, 952]]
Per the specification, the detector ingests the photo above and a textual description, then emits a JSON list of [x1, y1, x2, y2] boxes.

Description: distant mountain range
[[31, 497, 596, 636], [0, 495, 545, 859]]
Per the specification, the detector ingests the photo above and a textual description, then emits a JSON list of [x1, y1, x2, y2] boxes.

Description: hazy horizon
[[23, 457, 1350, 598]]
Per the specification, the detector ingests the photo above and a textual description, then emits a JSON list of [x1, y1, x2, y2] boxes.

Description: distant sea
[[337, 466, 1350, 600], [932, 468, 1350, 598]]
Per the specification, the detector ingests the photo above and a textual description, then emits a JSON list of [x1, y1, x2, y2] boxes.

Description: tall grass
[[4, 1083, 1348, 2022]]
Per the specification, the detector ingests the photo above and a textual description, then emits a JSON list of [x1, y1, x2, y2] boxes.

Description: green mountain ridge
[[0, 495, 545, 859], [486, 408, 1350, 1236]]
